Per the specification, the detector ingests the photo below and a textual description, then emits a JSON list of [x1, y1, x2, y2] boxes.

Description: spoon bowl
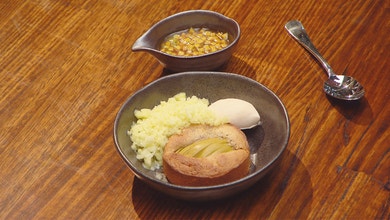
[[324, 75, 365, 100], [285, 20, 365, 100]]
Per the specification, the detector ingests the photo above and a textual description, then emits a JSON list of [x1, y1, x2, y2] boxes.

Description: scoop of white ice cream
[[209, 98, 261, 129]]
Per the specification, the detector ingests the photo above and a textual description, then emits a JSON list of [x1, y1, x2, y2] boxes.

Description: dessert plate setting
[[114, 72, 290, 201]]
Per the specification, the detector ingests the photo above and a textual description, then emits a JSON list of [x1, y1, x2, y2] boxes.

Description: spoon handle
[[285, 20, 335, 77]]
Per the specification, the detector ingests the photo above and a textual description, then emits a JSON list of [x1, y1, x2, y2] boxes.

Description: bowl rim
[[113, 71, 290, 191]]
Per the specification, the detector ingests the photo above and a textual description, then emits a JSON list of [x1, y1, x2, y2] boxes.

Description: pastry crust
[[163, 124, 250, 186]]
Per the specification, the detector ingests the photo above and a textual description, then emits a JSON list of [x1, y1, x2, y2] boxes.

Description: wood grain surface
[[1, 0, 389, 219]]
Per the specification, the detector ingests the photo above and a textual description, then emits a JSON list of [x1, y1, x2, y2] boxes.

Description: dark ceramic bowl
[[114, 72, 290, 201], [132, 10, 240, 72]]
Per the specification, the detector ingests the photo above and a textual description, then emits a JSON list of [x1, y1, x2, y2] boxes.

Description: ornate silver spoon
[[285, 20, 365, 100]]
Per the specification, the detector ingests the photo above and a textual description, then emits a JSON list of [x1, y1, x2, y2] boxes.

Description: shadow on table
[[326, 95, 373, 126], [131, 149, 313, 219]]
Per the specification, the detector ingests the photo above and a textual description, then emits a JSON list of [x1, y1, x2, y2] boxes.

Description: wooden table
[[1, 0, 389, 219]]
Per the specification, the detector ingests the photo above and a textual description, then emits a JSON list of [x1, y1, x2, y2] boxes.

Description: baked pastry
[[163, 124, 250, 186]]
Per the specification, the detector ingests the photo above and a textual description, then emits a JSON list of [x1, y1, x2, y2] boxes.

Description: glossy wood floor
[[1, 0, 389, 219]]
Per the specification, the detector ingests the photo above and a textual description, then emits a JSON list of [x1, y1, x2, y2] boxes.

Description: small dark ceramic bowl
[[114, 72, 290, 201], [132, 10, 240, 72]]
